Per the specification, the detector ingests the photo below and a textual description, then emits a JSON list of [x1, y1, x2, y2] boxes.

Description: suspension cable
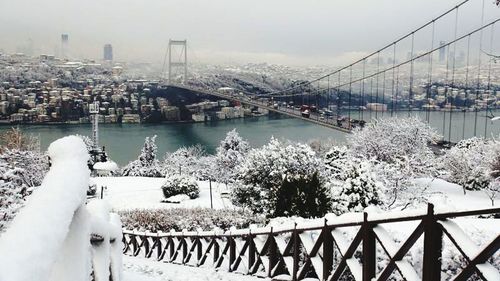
[[269, 0, 472, 95]]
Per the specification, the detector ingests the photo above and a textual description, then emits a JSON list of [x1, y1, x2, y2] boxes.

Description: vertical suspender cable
[[427, 21, 436, 123], [338, 71, 341, 118], [381, 69, 386, 118], [375, 52, 380, 119], [484, 23, 495, 138], [395, 66, 400, 116], [474, 0, 486, 137], [448, 8, 459, 142], [463, 35, 471, 140], [361, 59, 366, 120], [391, 44, 397, 117], [349, 65, 353, 127], [409, 32, 415, 117]]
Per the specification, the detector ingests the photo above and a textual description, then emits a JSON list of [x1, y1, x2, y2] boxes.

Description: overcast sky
[[0, 0, 498, 66]]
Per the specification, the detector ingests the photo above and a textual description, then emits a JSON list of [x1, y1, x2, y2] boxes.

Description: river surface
[[0, 115, 344, 165], [1, 111, 498, 166]]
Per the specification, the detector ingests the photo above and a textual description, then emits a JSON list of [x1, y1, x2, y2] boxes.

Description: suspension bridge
[[164, 0, 500, 143]]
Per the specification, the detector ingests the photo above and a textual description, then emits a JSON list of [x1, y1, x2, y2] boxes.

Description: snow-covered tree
[[347, 117, 439, 207], [0, 127, 39, 152], [0, 162, 26, 231], [232, 138, 330, 218], [0, 149, 49, 188], [121, 135, 162, 177], [440, 137, 496, 193], [347, 116, 438, 165], [215, 129, 249, 185], [162, 145, 206, 177], [324, 146, 382, 214]]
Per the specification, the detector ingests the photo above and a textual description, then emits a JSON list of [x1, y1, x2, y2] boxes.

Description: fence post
[[229, 232, 236, 272], [132, 232, 138, 256], [156, 234, 162, 260], [322, 219, 333, 281], [362, 212, 376, 281], [248, 231, 256, 274], [143, 235, 150, 258], [422, 203, 443, 281], [168, 237, 175, 261], [293, 223, 299, 281], [213, 236, 220, 266], [196, 236, 202, 266], [182, 236, 187, 264], [268, 227, 277, 278]]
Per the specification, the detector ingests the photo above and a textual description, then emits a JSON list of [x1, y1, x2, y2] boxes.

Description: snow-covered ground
[[419, 178, 499, 211], [92, 176, 498, 213], [123, 256, 266, 281], [92, 177, 233, 211]]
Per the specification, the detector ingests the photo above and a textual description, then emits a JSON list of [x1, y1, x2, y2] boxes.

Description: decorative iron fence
[[122, 204, 499, 281]]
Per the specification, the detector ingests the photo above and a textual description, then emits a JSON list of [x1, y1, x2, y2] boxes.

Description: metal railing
[[122, 204, 500, 281]]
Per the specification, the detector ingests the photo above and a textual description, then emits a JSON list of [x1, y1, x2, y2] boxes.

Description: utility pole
[[89, 101, 100, 152]]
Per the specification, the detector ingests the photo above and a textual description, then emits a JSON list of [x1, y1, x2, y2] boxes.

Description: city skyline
[[1, 0, 499, 66]]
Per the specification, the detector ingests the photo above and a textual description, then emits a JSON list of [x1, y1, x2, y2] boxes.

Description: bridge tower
[[167, 39, 188, 84]]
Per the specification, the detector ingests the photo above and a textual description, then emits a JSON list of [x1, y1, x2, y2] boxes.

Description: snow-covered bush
[[324, 147, 382, 214], [215, 129, 249, 185], [440, 137, 497, 192], [161, 174, 200, 199], [233, 138, 330, 218], [121, 135, 162, 177], [118, 208, 264, 232]]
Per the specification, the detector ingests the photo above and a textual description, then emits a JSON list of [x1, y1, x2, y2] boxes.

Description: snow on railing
[[0, 136, 123, 281], [122, 204, 500, 281]]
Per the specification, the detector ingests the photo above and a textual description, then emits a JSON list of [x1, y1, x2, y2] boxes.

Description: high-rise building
[[439, 41, 446, 62], [61, 34, 69, 59], [104, 44, 113, 61]]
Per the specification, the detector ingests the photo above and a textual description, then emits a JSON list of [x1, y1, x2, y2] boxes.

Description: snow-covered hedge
[[161, 174, 200, 199], [118, 208, 265, 232]]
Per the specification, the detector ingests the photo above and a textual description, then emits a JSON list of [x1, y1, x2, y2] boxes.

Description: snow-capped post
[[422, 203, 443, 281], [0, 136, 91, 281], [323, 218, 334, 280], [228, 229, 236, 272], [362, 212, 376, 281], [292, 222, 299, 281], [268, 226, 277, 278]]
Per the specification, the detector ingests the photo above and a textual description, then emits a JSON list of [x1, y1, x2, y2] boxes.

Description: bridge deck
[[168, 84, 353, 133]]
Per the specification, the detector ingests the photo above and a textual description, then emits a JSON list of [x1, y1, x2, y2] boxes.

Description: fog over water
[[1, 0, 498, 65]]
